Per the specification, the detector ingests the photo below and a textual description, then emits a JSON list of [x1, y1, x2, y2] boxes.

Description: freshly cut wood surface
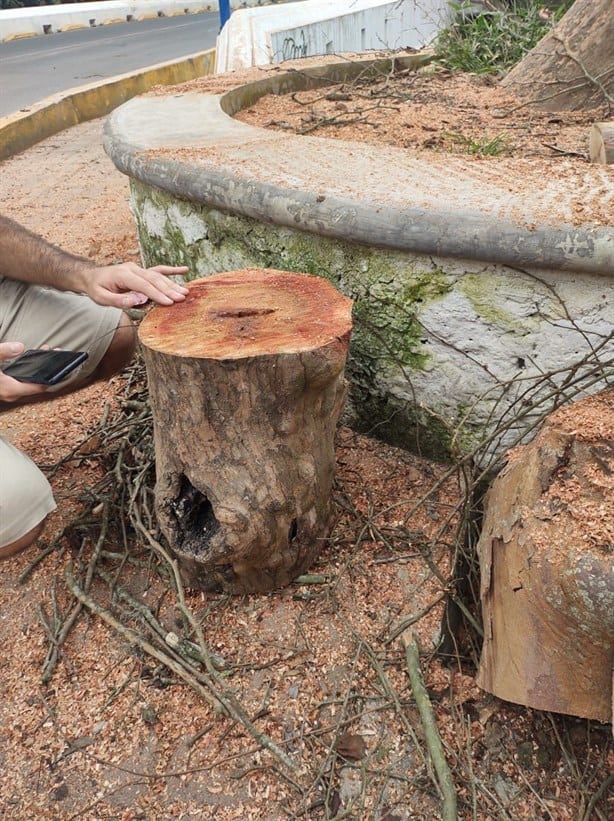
[[139, 268, 353, 359]]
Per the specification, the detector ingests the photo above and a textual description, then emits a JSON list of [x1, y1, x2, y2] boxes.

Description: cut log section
[[476, 390, 614, 723], [138, 268, 353, 593], [589, 121, 614, 164]]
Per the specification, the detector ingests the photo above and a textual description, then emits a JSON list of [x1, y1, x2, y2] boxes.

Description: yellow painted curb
[[2, 31, 38, 42], [0, 49, 215, 162]]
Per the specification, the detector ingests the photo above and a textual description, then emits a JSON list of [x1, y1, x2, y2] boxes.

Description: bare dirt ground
[[0, 63, 612, 821]]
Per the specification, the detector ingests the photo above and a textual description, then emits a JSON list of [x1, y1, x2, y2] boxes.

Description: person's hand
[[0, 342, 48, 402], [85, 262, 190, 309]]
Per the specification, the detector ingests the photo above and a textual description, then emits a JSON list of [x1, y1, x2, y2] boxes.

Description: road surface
[[0, 13, 219, 117]]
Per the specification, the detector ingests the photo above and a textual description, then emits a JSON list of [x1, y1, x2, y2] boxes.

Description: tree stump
[[589, 122, 614, 165], [476, 390, 613, 723], [138, 268, 353, 593]]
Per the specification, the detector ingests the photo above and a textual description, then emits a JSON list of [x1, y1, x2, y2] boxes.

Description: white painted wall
[[269, 0, 451, 62], [216, 0, 452, 72]]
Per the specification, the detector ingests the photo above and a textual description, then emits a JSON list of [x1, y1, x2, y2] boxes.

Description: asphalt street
[[0, 12, 219, 117]]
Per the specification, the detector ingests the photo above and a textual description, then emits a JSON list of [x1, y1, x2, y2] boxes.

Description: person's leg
[[0, 519, 46, 560], [88, 309, 136, 381], [0, 277, 133, 409], [0, 438, 56, 558], [0, 279, 131, 551]]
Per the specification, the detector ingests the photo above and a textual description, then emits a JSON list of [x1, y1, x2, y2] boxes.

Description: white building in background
[[215, 0, 453, 72]]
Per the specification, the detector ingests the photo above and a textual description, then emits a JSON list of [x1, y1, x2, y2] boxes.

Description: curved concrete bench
[[104, 55, 614, 461]]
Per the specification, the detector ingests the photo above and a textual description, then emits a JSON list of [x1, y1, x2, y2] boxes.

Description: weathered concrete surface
[[103, 56, 614, 462]]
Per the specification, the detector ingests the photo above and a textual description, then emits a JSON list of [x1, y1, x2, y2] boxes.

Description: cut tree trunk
[[502, 0, 614, 111], [589, 121, 614, 164], [476, 389, 613, 723], [138, 268, 352, 594]]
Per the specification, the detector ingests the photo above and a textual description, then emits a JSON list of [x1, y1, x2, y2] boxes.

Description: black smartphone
[[2, 349, 89, 386]]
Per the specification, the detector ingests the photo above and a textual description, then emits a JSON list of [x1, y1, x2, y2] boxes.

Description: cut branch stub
[[138, 268, 353, 593]]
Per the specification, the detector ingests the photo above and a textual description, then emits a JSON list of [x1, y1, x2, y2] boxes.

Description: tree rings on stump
[[138, 268, 353, 593]]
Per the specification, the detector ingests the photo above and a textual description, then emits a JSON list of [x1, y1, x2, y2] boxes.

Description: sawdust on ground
[[155, 54, 614, 229], [0, 59, 612, 820]]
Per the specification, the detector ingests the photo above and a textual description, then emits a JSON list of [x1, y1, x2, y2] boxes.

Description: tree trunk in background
[[139, 269, 352, 594], [502, 0, 614, 111]]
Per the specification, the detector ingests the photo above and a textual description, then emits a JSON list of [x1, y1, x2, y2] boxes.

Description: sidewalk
[[0, 47, 215, 161]]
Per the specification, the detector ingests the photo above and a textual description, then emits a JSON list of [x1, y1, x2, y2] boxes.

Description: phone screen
[[2, 349, 89, 386]]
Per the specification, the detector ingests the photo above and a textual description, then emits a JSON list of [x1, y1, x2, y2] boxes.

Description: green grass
[[435, 1, 573, 74], [443, 131, 509, 156]]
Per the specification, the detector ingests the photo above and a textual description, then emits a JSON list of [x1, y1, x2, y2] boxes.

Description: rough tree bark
[[476, 390, 613, 723], [502, 0, 614, 111], [138, 269, 352, 594]]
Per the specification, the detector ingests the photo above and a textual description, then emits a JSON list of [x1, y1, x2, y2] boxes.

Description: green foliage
[[443, 131, 509, 156], [435, 1, 573, 74]]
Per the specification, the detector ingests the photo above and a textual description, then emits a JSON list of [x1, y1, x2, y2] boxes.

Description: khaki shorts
[[0, 277, 122, 548]]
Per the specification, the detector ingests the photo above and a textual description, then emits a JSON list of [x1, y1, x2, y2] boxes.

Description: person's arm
[[0, 214, 95, 292], [0, 214, 189, 308]]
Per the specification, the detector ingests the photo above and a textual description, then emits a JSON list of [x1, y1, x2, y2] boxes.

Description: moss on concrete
[[346, 390, 455, 462], [458, 272, 537, 331], [130, 181, 459, 458], [136, 184, 602, 465], [127, 178, 614, 466]]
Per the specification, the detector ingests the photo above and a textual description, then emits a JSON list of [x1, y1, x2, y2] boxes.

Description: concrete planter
[[104, 56, 614, 463]]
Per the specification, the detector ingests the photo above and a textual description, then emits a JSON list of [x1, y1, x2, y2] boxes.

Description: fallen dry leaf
[[334, 732, 367, 761]]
